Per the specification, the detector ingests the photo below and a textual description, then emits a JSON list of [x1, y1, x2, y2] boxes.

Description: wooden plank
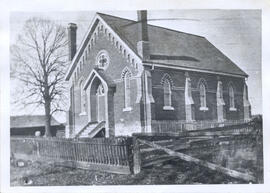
[[138, 139, 256, 182], [143, 156, 178, 167]]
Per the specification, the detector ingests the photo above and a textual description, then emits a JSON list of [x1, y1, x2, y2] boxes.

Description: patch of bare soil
[[10, 157, 251, 186]]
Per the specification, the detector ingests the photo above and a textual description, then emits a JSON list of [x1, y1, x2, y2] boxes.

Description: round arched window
[[96, 50, 109, 70]]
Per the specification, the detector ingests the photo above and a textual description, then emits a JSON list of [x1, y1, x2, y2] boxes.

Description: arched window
[[79, 80, 86, 114], [229, 85, 235, 110], [163, 79, 172, 108], [161, 74, 174, 110], [97, 84, 105, 96], [199, 83, 206, 108], [124, 72, 131, 110]]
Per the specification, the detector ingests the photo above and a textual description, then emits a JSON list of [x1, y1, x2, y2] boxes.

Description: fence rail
[[11, 137, 132, 174]]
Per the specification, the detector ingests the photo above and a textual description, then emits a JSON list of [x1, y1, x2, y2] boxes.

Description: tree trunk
[[44, 75, 52, 137], [44, 100, 52, 137], [44, 111, 52, 137]]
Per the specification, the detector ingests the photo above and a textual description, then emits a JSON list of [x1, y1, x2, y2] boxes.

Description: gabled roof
[[97, 13, 248, 77], [10, 115, 63, 129], [66, 12, 248, 79]]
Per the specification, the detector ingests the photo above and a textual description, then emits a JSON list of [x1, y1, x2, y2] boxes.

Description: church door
[[96, 84, 106, 122]]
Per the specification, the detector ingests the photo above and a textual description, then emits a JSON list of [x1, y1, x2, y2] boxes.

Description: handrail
[[88, 121, 106, 138], [74, 121, 98, 139]]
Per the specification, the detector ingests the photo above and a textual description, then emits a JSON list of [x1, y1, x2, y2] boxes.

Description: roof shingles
[[98, 13, 247, 77]]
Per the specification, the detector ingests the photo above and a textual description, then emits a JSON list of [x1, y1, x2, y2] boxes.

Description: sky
[[10, 10, 262, 122]]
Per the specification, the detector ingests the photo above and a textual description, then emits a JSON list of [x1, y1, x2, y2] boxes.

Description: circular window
[[96, 50, 109, 69]]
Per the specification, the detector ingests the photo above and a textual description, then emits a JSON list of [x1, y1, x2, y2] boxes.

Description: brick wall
[[151, 67, 245, 121], [68, 31, 141, 136], [113, 79, 142, 136], [67, 26, 247, 137]]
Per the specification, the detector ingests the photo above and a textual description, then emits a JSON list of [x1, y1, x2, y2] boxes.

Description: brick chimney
[[67, 23, 77, 61], [137, 10, 150, 61]]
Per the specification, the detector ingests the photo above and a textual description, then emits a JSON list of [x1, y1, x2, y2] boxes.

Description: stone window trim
[[121, 67, 133, 79], [123, 107, 133, 112], [199, 80, 208, 111], [163, 106, 174, 111], [79, 112, 87, 116], [160, 73, 174, 87], [228, 83, 236, 111], [96, 50, 110, 70], [162, 77, 174, 110], [122, 67, 132, 110], [229, 107, 237, 111], [199, 106, 209, 111]]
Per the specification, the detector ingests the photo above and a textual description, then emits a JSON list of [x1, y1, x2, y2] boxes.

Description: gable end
[[65, 14, 143, 81]]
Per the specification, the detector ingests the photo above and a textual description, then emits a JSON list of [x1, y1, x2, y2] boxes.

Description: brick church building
[[65, 11, 251, 138]]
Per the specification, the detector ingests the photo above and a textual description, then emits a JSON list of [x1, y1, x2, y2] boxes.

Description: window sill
[[123, 107, 132, 112], [229, 107, 237, 111], [79, 112, 87, 116], [163, 106, 174, 111], [199, 107, 209, 111]]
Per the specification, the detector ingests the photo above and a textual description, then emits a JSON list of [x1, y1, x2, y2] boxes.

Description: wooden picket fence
[[11, 118, 261, 176], [11, 137, 133, 174]]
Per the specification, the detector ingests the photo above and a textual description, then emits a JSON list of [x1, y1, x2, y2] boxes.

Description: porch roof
[[83, 68, 116, 90]]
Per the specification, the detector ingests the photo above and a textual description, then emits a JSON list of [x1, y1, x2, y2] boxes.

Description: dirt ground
[[10, 157, 250, 186]]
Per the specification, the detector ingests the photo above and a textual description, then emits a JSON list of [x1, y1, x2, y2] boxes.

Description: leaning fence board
[[138, 139, 256, 182]]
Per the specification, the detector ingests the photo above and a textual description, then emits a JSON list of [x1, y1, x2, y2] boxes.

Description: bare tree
[[11, 17, 68, 137]]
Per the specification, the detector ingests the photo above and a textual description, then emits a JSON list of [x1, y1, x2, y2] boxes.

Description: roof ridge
[[97, 12, 206, 39], [97, 12, 137, 23]]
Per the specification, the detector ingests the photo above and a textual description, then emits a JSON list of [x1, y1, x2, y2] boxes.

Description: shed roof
[[10, 115, 63, 129]]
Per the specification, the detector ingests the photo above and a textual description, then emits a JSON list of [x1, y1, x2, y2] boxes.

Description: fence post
[[132, 136, 141, 174], [36, 140, 40, 157]]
